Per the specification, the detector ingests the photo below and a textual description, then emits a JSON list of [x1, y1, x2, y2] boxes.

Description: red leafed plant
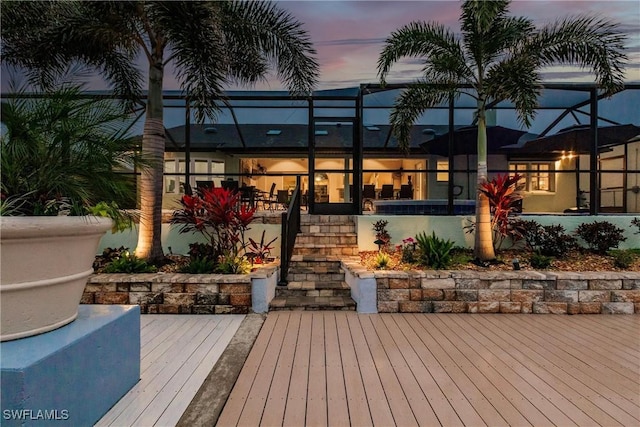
[[171, 187, 256, 262], [478, 174, 524, 251]]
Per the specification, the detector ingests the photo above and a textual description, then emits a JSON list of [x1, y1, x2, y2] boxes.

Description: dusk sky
[[2, 1, 639, 92], [258, 0, 640, 90]]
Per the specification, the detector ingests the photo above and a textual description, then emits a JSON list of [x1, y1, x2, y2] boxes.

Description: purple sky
[[2, 1, 639, 92], [237, 0, 639, 90]]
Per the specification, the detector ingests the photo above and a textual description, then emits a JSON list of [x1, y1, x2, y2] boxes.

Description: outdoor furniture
[[196, 180, 213, 194], [239, 186, 256, 208], [363, 184, 376, 211], [380, 184, 394, 199], [398, 184, 413, 199], [276, 190, 290, 210], [221, 179, 238, 192], [256, 183, 277, 210]]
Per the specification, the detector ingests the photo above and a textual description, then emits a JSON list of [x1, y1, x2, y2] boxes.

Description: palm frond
[[529, 16, 627, 94], [390, 83, 452, 153], [222, 0, 319, 95], [460, 0, 511, 66], [377, 21, 468, 84]]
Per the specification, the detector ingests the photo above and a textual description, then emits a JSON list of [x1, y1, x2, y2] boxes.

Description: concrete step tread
[[283, 281, 348, 290], [290, 255, 344, 262]]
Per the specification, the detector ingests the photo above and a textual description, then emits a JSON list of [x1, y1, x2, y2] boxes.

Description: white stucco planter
[[0, 216, 112, 341]]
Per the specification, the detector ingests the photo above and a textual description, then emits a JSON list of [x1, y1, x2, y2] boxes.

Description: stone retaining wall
[[83, 264, 278, 314], [342, 262, 640, 314]]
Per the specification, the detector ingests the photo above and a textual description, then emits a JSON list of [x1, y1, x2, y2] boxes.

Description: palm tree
[[2, 1, 318, 262], [377, 0, 626, 261]]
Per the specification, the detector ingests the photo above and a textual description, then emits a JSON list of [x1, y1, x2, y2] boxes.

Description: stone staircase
[[269, 214, 358, 311]]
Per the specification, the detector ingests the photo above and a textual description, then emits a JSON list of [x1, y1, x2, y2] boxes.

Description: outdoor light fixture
[[204, 127, 217, 134], [512, 258, 520, 270]]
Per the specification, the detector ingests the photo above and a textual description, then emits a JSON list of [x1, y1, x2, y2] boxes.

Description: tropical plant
[[415, 231, 454, 269], [247, 230, 277, 264], [609, 250, 636, 269], [103, 250, 157, 273], [575, 221, 626, 254], [477, 173, 523, 251], [377, 0, 627, 261], [179, 257, 216, 274], [1, 1, 319, 262], [0, 83, 142, 218], [529, 251, 552, 269], [171, 187, 256, 267], [374, 252, 391, 270]]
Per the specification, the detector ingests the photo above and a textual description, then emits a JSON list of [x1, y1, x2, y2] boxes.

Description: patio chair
[[239, 186, 256, 208], [363, 184, 376, 211], [276, 190, 290, 210], [221, 179, 238, 192], [380, 184, 394, 199], [196, 180, 213, 195], [257, 183, 277, 210], [398, 184, 413, 199]]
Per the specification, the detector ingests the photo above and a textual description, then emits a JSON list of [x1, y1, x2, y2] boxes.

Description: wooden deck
[[96, 314, 244, 427], [218, 312, 640, 427]]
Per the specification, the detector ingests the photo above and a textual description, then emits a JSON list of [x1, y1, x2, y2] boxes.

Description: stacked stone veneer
[[83, 264, 277, 314], [342, 263, 640, 314]]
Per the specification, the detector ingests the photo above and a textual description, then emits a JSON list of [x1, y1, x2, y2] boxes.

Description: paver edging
[[341, 262, 640, 314]]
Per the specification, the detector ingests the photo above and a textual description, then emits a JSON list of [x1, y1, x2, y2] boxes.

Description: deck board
[[96, 314, 244, 427], [218, 313, 640, 427]]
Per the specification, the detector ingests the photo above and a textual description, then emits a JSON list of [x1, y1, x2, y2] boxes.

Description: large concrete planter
[[0, 216, 112, 341]]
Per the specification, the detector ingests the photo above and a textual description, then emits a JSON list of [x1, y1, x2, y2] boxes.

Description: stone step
[[269, 296, 356, 311], [300, 214, 355, 225], [293, 246, 359, 256], [300, 224, 356, 234], [287, 271, 345, 283], [287, 265, 342, 274], [295, 234, 357, 246]]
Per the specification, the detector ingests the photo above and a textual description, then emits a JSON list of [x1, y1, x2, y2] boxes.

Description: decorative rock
[[556, 280, 588, 290], [422, 289, 444, 301], [589, 280, 622, 290], [422, 278, 455, 289], [511, 290, 544, 303], [499, 302, 521, 313], [456, 290, 478, 301], [478, 289, 510, 302], [611, 290, 640, 303], [477, 301, 500, 313], [601, 302, 634, 314], [533, 302, 568, 314], [377, 301, 399, 313], [545, 290, 578, 303], [579, 302, 602, 314], [578, 290, 610, 302]]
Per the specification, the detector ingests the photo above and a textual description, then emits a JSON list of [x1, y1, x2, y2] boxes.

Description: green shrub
[[575, 221, 626, 254], [179, 257, 216, 274], [103, 252, 157, 273], [374, 252, 391, 269], [610, 250, 636, 269], [416, 231, 454, 269], [215, 256, 251, 274], [529, 252, 552, 269], [631, 217, 640, 235], [532, 224, 577, 258]]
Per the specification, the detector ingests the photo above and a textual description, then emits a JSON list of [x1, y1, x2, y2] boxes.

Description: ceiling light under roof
[[204, 127, 217, 134], [315, 130, 328, 136], [266, 129, 282, 135], [366, 126, 380, 131]]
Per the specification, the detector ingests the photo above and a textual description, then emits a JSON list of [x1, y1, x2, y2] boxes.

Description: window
[[164, 158, 224, 193], [509, 162, 554, 192], [436, 160, 449, 182]]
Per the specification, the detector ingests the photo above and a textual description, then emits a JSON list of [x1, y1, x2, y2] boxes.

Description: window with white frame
[[164, 158, 224, 193], [509, 162, 554, 192]]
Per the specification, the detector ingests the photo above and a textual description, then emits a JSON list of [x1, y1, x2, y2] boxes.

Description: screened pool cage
[[4, 82, 639, 215]]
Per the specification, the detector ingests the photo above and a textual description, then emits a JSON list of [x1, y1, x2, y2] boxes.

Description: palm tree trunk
[[135, 62, 165, 262], [474, 111, 496, 261]]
